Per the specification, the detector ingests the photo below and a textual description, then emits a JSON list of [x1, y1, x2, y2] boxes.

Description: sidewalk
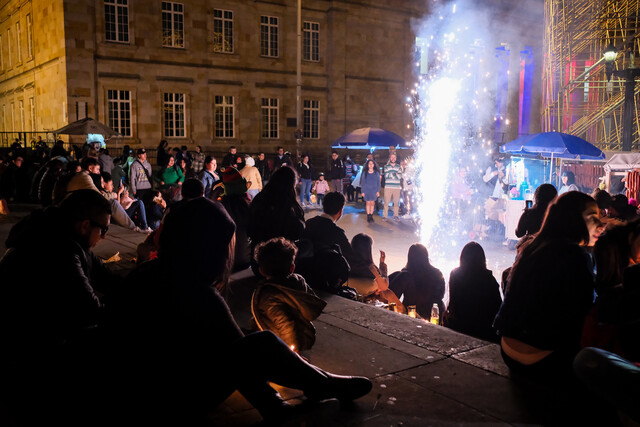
[[0, 204, 541, 425]]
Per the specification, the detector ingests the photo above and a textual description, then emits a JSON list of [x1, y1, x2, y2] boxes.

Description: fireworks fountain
[[409, 1, 499, 266]]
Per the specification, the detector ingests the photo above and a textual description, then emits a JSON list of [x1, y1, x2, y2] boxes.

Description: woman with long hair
[[445, 242, 502, 342], [494, 191, 604, 378], [389, 243, 445, 320], [155, 155, 184, 203], [515, 183, 557, 238], [248, 166, 305, 273], [361, 159, 381, 223], [559, 170, 579, 194], [349, 233, 404, 311]]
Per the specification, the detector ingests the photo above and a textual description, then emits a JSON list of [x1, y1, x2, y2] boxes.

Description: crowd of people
[[3, 138, 640, 424]]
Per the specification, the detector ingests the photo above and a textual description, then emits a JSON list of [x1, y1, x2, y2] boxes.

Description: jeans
[[247, 189, 259, 200], [317, 193, 325, 206], [125, 200, 149, 229], [300, 178, 312, 204], [108, 199, 136, 230], [574, 347, 640, 422]]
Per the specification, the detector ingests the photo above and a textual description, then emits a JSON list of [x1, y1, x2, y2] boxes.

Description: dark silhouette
[[515, 183, 557, 238], [389, 243, 445, 320], [445, 242, 502, 342]]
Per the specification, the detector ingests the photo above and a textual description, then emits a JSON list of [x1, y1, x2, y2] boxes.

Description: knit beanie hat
[[221, 167, 248, 195]]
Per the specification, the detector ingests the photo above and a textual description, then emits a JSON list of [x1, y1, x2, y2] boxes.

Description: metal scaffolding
[[543, 0, 640, 151]]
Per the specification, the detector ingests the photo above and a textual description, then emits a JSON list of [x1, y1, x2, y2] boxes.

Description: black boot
[[305, 372, 373, 403]]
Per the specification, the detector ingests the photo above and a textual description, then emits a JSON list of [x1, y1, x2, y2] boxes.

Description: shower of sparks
[[408, 7, 497, 260]]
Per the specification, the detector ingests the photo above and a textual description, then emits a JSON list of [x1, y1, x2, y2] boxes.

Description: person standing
[[156, 140, 169, 169], [361, 159, 381, 223], [273, 146, 291, 171], [50, 139, 69, 158], [559, 171, 580, 195], [129, 148, 153, 202], [297, 155, 313, 207], [222, 146, 239, 168], [0, 155, 24, 203], [343, 154, 357, 202], [483, 157, 508, 199], [98, 148, 114, 180], [199, 156, 220, 199], [382, 153, 403, 220], [241, 155, 263, 200], [329, 151, 346, 194], [312, 173, 330, 207], [190, 145, 206, 175], [256, 152, 272, 183]]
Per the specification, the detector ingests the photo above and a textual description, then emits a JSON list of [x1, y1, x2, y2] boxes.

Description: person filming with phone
[[515, 183, 558, 239]]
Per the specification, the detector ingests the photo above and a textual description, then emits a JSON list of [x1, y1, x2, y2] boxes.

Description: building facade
[[0, 0, 544, 163]]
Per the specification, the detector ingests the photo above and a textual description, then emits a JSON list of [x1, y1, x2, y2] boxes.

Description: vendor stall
[[604, 152, 640, 198]]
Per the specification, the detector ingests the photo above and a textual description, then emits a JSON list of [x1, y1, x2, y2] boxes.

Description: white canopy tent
[[604, 152, 640, 173], [602, 152, 640, 194]]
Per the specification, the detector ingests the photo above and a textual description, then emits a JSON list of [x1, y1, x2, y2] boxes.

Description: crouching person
[[252, 237, 326, 352]]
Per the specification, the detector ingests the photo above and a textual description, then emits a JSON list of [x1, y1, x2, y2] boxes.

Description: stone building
[[0, 0, 544, 164]]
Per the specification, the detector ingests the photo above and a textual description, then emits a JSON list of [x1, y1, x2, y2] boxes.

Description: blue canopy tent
[[500, 131, 605, 182], [332, 127, 409, 151]]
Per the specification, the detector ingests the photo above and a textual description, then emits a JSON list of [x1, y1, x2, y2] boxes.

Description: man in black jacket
[[0, 189, 121, 424], [256, 151, 271, 182], [329, 151, 345, 193]]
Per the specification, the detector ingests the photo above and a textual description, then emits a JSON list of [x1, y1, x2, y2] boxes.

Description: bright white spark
[[415, 78, 461, 244]]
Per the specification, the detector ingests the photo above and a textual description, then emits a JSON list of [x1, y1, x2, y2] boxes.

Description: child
[[252, 237, 326, 352], [312, 173, 330, 207]]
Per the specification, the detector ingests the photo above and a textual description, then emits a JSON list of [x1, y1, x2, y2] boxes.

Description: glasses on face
[[90, 220, 109, 237]]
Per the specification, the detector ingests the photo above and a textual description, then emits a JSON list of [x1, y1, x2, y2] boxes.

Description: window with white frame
[[7, 29, 12, 68], [162, 2, 184, 48], [213, 9, 233, 53], [29, 97, 35, 131], [303, 21, 319, 62], [26, 15, 33, 58], [19, 100, 24, 130], [105, 0, 129, 43], [303, 99, 319, 139], [15, 23, 21, 64], [107, 89, 132, 136], [163, 93, 185, 137], [260, 15, 278, 57], [261, 98, 279, 139], [214, 95, 234, 138]]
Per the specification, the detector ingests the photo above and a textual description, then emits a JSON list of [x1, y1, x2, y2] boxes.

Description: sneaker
[[394, 216, 400, 221], [382, 217, 388, 222]]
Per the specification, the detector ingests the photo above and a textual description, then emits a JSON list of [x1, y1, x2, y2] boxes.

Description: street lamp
[[603, 43, 640, 151]]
